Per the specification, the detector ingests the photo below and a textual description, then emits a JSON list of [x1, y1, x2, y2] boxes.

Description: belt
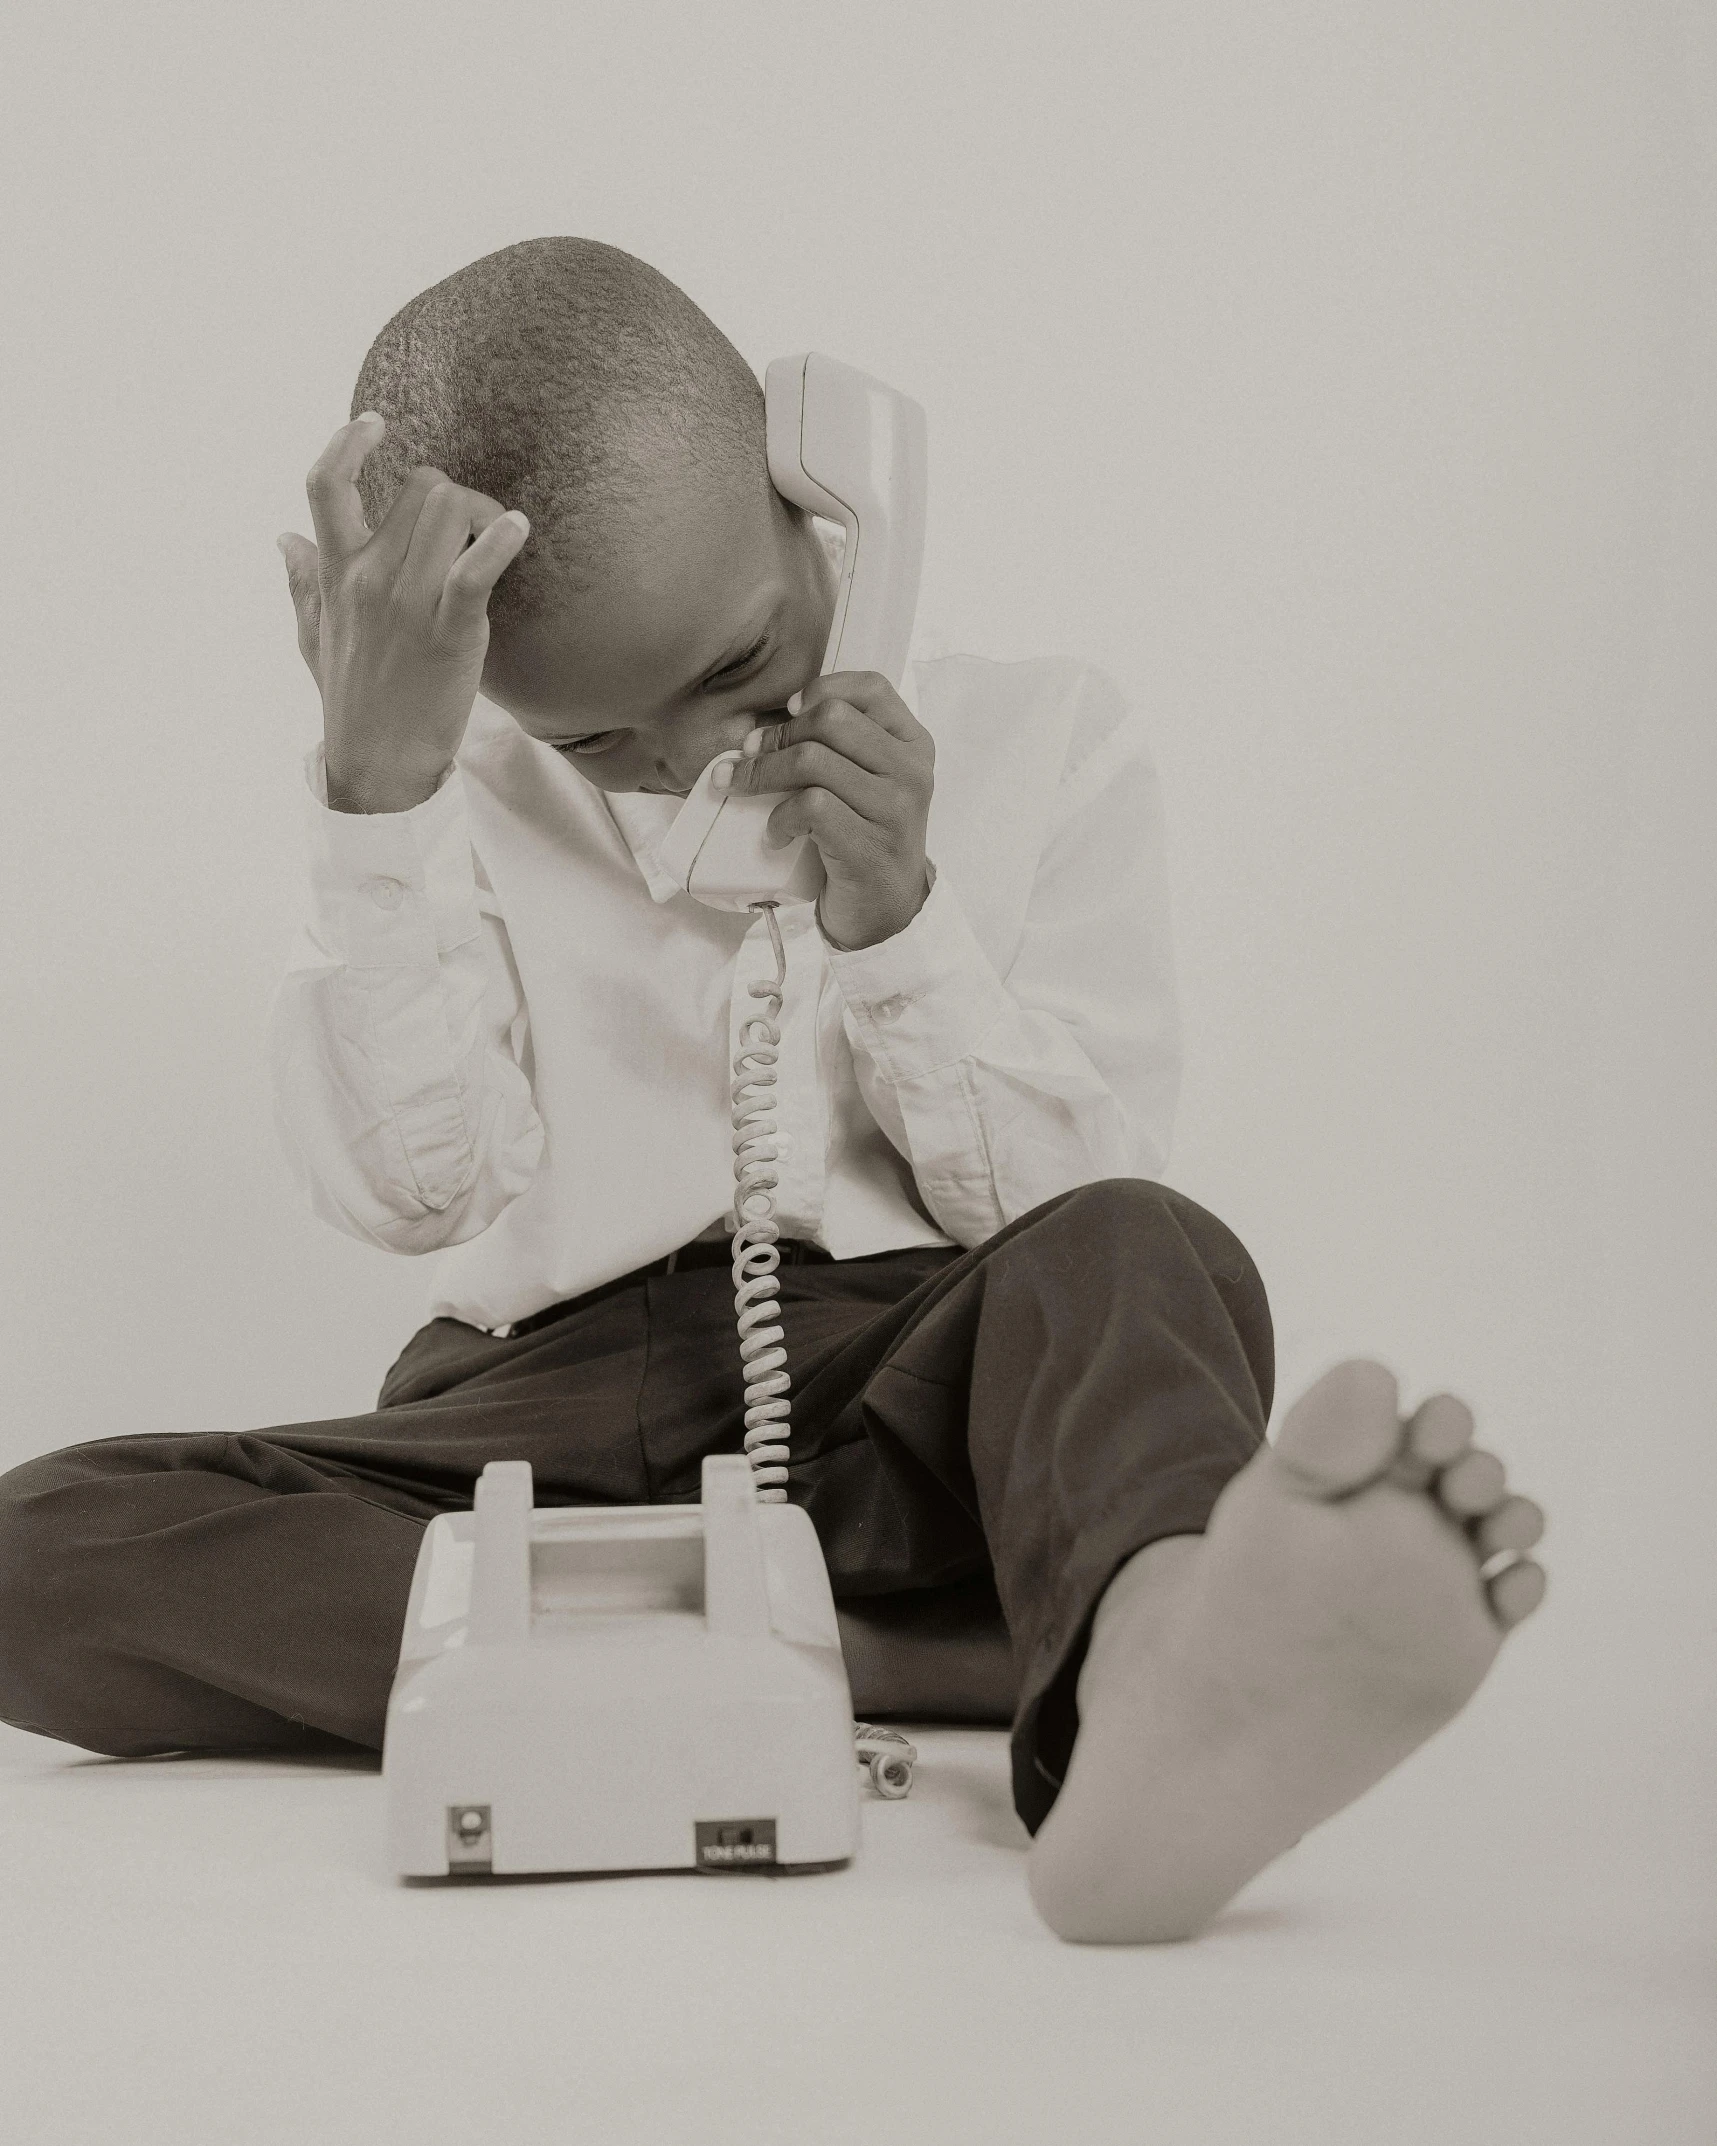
[[500, 1235, 836, 1341]]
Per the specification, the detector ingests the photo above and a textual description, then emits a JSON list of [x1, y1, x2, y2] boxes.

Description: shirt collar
[[602, 791, 694, 904]]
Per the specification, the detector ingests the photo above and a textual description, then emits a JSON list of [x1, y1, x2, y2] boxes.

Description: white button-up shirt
[[268, 642, 1181, 1334]]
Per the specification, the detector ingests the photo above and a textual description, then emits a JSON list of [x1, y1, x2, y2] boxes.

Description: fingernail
[[786, 690, 804, 717], [742, 728, 765, 757], [711, 760, 734, 790], [275, 536, 288, 558], [353, 410, 382, 426]]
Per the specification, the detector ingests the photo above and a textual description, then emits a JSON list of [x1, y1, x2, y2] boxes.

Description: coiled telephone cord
[[730, 901, 794, 1503], [730, 900, 915, 1798]]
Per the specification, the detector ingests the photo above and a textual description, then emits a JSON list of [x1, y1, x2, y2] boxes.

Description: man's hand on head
[[715, 672, 935, 951], [277, 415, 532, 815]]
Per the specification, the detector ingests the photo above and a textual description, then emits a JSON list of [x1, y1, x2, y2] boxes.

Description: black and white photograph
[[1, 4, 1710, 2140]]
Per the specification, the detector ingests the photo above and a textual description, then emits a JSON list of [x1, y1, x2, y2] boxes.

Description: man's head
[[352, 236, 837, 795]]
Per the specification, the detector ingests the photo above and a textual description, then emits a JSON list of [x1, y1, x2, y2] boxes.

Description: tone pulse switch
[[695, 1818, 779, 1871]]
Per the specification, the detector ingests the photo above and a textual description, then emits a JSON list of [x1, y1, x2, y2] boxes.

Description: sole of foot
[[1026, 1358, 1548, 1944]]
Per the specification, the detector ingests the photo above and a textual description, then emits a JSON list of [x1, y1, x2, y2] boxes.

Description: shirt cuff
[[302, 742, 483, 967], [822, 858, 1012, 1082]]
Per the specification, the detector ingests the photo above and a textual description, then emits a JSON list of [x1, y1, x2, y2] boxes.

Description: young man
[[0, 238, 1546, 1943]]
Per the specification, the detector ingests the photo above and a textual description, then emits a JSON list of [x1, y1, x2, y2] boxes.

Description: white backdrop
[[2, 2, 1711, 1734]]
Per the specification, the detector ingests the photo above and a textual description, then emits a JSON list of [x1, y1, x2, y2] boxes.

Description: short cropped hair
[[351, 236, 770, 636]]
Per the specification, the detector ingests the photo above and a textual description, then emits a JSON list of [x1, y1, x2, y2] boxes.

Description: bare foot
[[1026, 1359, 1548, 1943]]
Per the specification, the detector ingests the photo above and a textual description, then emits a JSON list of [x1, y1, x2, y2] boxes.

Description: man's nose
[[660, 720, 774, 794]]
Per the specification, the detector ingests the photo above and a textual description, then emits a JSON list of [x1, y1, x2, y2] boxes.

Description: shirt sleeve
[[265, 742, 545, 1254], [821, 664, 1181, 1247]]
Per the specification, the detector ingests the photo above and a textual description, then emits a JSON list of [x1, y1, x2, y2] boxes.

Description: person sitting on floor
[[0, 236, 1547, 1943]]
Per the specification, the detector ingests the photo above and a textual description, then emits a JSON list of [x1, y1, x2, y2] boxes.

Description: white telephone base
[[383, 1454, 861, 1878]]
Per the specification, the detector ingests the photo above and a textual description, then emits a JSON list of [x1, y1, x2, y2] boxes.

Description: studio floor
[[0, 1613, 1708, 2137], [1, 1610, 1708, 2146]]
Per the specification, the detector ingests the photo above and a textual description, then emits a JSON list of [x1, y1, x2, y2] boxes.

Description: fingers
[[398, 481, 527, 626], [439, 507, 532, 636], [763, 784, 872, 857], [358, 463, 463, 584], [277, 531, 319, 610], [304, 412, 385, 565], [746, 734, 898, 827], [276, 532, 324, 675], [738, 694, 929, 829], [749, 694, 902, 780], [325, 450, 528, 640], [792, 669, 928, 749]]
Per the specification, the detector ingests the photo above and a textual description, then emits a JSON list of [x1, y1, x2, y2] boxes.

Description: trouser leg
[[761, 1178, 1274, 1834], [0, 1281, 666, 1758], [0, 1178, 1270, 1837], [0, 1434, 427, 1756], [0, 1256, 959, 1760], [924, 1177, 1272, 1833]]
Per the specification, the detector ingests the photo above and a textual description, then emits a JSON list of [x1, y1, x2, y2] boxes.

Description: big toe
[[1271, 1358, 1403, 1497]]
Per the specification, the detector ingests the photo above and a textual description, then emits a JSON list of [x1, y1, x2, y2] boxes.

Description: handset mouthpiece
[[656, 750, 825, 913]]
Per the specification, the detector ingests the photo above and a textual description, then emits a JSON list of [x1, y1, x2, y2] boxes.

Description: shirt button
[[369, 877, 405, 911], [876, 995, 907, 1021]]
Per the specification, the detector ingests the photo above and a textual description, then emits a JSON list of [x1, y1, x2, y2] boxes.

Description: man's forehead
[[484, 479, 799, 726], [493, 574, 786, 732]]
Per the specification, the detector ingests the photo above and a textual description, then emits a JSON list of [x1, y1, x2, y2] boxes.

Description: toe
[[1404, 1393, 1475, 1469], [1473, 1494, 1545, 1559], [1272, 1359, 1402, 1496], [1435, 1447, 1508, 1518], [1384, 1450, 1438, 1492], [1486, 1557, 1547, 1627]]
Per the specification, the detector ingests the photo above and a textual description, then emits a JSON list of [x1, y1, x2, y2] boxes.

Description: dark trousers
[[0, 1179, 1272, 1835]]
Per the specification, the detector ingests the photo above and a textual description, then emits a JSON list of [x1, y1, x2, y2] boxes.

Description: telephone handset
[[655, 353, 928, 912], [657, 355, 928, 1520]]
